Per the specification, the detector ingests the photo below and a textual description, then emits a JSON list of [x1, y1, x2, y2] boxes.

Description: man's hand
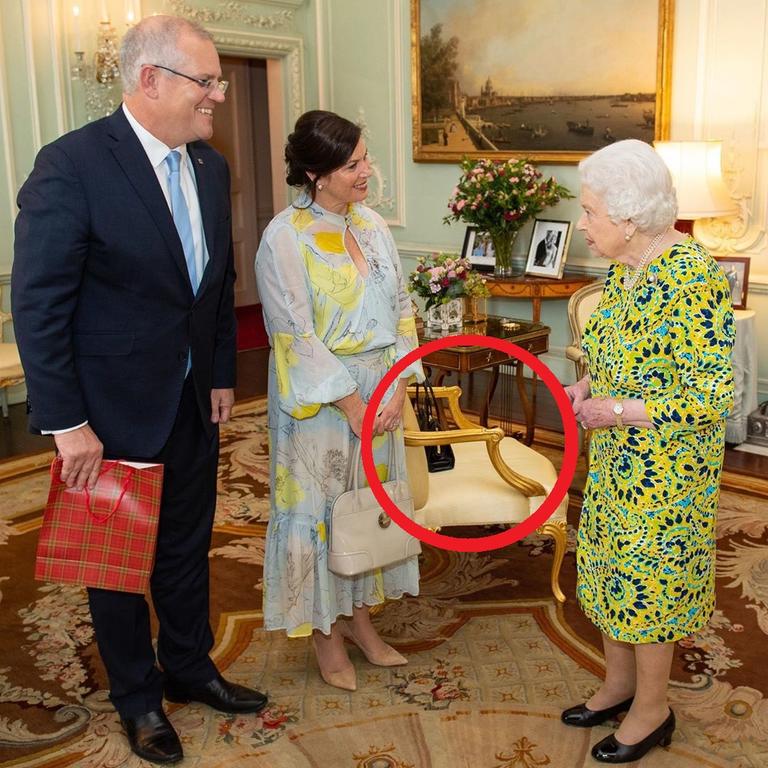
[[54, 425, 103, 491], [211, 388, 235, 424]]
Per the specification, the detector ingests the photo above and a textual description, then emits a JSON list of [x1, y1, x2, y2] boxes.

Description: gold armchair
[[565, 280, 604, 381], [565, 281, 604, 465], [403, 386, 568, 603], [0, 292, 24, 419]]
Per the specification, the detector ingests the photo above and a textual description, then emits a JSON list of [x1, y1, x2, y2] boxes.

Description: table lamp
[[654, 140, 738, 234]]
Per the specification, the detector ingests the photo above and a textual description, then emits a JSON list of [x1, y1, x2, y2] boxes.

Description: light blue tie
[[165, 150, 199, 293]]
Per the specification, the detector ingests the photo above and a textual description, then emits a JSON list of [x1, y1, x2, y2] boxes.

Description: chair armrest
[[403, 425, 547, 498], [406, 384, 476, 430], [565, 345, 584, 363], [404, 425, 503, 447], [0, 311, 12, 341]]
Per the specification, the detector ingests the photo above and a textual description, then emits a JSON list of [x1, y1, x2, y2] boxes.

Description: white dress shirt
[[122, 103, 209, 283]]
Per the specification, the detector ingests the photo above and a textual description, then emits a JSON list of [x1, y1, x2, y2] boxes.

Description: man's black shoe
[[165, 674, 268, 713], [121, 709, 183, 765]]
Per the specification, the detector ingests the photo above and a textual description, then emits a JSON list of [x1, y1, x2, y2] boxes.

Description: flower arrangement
[[444, 157, 573, 275], [408, 252, 489, 311]]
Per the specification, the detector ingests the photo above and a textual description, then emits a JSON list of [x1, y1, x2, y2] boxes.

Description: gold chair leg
[[537, 520, 567, 603]]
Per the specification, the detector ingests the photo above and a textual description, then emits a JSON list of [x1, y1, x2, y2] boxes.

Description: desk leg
[[516, 363, 535, 445], [483, 365, 500, 428]]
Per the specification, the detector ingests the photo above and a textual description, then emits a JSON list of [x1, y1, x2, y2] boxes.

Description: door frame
[[210, 28, 306, 213]]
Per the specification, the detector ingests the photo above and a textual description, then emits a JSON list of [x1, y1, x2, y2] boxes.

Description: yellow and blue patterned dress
[[255, 195, 423, 637], [577, 238, 735, 643]]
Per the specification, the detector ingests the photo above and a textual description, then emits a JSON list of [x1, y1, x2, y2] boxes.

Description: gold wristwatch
[[612, 400, 625, 429]]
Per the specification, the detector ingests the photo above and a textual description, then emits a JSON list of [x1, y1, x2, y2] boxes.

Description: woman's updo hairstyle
[[285, 110, 362, 199]]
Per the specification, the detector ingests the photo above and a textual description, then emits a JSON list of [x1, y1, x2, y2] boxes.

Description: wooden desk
[[418, 316, 550, 444], [486, 272, 596, 322]]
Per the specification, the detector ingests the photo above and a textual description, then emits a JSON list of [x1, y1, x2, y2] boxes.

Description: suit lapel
[[188, 144, 217, 298], [106, 110, 194, 297]]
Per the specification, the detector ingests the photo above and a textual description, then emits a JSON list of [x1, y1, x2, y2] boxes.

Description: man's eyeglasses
[[150, 64, 229, 95]]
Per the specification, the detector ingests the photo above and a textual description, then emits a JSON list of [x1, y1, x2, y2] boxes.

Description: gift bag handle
[[51, 459, 135, 523]]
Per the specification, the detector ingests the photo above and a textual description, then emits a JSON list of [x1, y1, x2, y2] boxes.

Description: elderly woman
[[255, 110, 423, 692], [561, 140, 734, 763]]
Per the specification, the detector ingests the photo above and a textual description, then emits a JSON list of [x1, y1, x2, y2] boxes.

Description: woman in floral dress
[[255, 111, 423, 691], [561, 140, 734, 763]]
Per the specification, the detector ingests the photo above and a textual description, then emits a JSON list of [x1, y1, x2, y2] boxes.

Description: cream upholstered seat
[[403, 386, 568, 603], [0, 296, 24, 419]]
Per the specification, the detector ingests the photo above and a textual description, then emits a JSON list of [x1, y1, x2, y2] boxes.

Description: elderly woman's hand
[[576, 397, 620, 431], [577, 397, 655, 431], [565, 375, 591, 413]]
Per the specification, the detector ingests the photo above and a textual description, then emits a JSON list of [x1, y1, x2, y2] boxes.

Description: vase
[[426, 298, 463, 331], [463, 295, 487, 324], [490, 230, 519, 278]]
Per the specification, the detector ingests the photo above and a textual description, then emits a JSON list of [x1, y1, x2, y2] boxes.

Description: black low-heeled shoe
[[561, 696, 634, 728], [121, 709, 183, 765], [591, 709, 675, 764]]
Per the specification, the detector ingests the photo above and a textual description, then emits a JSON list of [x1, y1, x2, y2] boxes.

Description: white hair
[[578, 139, 678, 233], [120, 15, 214, 94]]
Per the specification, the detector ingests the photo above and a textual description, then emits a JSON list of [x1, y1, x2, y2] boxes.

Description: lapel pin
[[196, 157, 204, 165]]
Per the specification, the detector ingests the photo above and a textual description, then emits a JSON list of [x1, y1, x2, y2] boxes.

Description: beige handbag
[[328, 438, 422, 577]]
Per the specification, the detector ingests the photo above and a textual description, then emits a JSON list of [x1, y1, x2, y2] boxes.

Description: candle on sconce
[[125, 0, 136, 25], [72, 4, 82, 51], [100, 0, 109, 22]]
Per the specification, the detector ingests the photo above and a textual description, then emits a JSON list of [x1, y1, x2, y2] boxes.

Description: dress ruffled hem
[[268, 589, 420, 638], [262, 510, 420, 636]]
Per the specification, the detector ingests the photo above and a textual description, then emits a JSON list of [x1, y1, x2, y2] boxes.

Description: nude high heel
[[338, 621, 408, 667], [312, 636, 357, 691]]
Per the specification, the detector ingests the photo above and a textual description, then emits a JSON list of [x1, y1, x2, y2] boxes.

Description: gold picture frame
[[411, 0, 674, 164]]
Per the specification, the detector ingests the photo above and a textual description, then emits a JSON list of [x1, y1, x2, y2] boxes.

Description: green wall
[[2, 0, 767, 406]]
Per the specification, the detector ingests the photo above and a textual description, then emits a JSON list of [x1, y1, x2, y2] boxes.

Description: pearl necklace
[[622, 229, 668, 291]]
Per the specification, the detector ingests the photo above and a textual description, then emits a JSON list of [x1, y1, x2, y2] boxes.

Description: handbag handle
[[52, 459, 135, 523], [414, 377, 440, 425], [345, 436, 402, 495]]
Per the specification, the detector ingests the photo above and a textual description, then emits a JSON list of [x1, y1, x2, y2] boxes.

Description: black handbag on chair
[[414, 378, 455, 473]]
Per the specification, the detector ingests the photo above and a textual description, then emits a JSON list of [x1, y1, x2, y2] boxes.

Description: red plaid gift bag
[[35, 458, 164, 593]]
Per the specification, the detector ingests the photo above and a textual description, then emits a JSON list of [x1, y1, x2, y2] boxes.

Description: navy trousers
[[88, 377, 219, 718]]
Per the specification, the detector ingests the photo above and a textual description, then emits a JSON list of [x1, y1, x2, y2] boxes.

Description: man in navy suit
[[12, 15, 266, 764]]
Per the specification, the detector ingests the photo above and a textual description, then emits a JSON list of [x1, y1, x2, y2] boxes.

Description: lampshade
[[654, 140, 737, 220]]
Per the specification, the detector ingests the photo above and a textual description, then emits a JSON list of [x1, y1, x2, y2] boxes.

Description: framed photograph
[[411, 0, 674, 163], [461, 226, 496, 271], [714, 256, 750, 310], [524, 219, 572, 279]]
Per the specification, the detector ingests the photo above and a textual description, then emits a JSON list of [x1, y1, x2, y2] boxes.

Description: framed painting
[[714, 256, 750, 310], [411, 0, 674, 163]]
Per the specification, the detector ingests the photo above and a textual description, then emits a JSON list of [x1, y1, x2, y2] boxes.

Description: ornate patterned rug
[[1, 399, 767, 767]]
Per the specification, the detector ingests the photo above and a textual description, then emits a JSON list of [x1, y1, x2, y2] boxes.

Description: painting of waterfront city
[[412, 0, 673, 162]]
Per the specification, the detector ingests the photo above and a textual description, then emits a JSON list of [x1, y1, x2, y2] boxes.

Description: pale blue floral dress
[[255, 195, 424, 637]]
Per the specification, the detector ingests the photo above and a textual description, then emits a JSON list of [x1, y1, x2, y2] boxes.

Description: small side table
[[418, 316, 550, 444], [727, 309, 758, 444], [485, 273, 596, 322]]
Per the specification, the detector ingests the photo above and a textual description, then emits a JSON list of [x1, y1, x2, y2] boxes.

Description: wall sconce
[[654, 140, 738, 236], [70, 3, 138, 122]]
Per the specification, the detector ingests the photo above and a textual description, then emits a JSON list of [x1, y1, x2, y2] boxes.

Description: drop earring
[[317, 183, 324, 190]]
